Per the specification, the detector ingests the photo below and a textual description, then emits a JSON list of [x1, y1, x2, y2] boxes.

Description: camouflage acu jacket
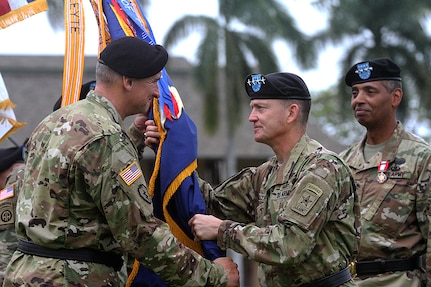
[[4, 92, 227, 287], [200, 134, 361, 287], [0, 165, 24, 285], [340, 122, 431, 286]]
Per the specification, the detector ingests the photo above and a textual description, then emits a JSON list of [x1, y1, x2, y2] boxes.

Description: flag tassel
[[0, 0, 48, 29]]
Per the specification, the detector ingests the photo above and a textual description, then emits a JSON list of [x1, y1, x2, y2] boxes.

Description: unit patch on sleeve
[[291, 182, 323, 216], [0, 201, 14, 227], [120, 162, 143, 186]]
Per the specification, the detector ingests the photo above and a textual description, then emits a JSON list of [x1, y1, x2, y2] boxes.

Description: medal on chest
[[376, 160, 389, 183]]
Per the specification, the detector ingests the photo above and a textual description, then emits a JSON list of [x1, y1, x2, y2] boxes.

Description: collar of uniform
[[363, 121, 403, 165], [281, 134, 321, 178], [86, 91, 123, 126], [344, 121, 405, 170]]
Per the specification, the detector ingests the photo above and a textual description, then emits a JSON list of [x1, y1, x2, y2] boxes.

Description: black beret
[[0, 145, 25, 173], [53, 80, 96, 111], [99, 36, 168, 79], [245, 72, 311, 100], [345, 57, 401, 87]]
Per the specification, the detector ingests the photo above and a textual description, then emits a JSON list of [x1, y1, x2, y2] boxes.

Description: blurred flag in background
[[0, 0, 45, 142], [0, 73, 26, 143], [0, 0, 48, 29]]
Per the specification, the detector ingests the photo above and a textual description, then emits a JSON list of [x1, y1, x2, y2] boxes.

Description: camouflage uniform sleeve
[[128, 121, 146, 155], [215, 156, 356, 266], [417, 155, 431, 285], [0, 166, 24, 285], [79, 137, 227, 287], [199, 168, 258, 224]]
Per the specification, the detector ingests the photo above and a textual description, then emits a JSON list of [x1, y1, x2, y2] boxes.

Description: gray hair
[[382, 80, 402, 93], [282, 99, 311, 126], [95, 61, 121, 84]]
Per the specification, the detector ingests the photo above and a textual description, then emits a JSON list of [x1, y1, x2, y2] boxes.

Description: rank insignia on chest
[[376, 161, 389, 184]]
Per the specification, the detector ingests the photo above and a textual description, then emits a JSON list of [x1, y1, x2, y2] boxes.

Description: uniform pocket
[[364, 177, 416, 238]]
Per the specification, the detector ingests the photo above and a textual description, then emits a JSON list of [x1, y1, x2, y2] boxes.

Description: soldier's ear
[[391, 88, 402, 108], [286, 103, 299, 124], [123, 76, 134, 91]]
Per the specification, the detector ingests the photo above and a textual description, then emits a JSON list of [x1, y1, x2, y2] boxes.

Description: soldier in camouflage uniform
[[189, 72, 361, 286], [0, 144, 25, 285], [4, 36, 239, 287], [340, 58, 431, 286], [0, 79, 111, 286]]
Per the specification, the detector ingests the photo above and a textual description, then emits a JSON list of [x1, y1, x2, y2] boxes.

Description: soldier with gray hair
[[189, 72, 361, 286], [340, 57, 431, 286], [4, 36, 239, 287]]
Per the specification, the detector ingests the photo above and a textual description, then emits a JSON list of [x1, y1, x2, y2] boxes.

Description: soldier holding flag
[[4, 36, 239, 287]]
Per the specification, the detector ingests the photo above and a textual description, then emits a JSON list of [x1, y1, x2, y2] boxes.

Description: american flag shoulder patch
[[120, 162, 142, 186], [0, 185, 14, 201]]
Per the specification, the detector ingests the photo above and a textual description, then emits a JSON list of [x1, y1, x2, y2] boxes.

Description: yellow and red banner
[[61, 0, 85, 108]]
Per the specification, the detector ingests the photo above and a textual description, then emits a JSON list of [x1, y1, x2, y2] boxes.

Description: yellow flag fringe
[[0, 73, 26, 142], [162, 159, 203, 254], [148, 98, 165, 198], [0, 0, 48, 29], [0, 98, 15, 110], [0, 117, 26, 143], [125, 260, 141, 287]]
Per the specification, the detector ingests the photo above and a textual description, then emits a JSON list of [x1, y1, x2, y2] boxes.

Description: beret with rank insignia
[[344, 57, 401, 87], [245, 72, 311, 101]]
